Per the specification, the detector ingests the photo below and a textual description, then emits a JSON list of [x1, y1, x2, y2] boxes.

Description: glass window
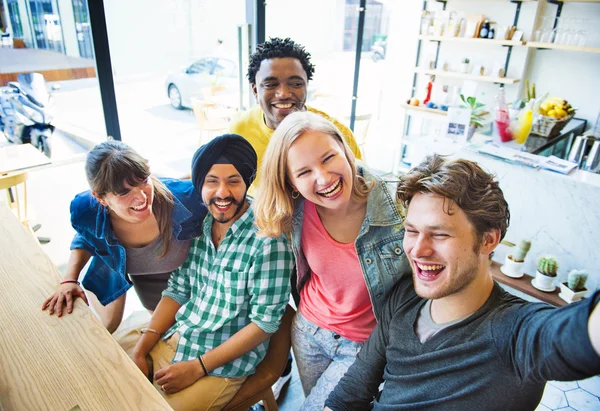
[[266, 0, 359, 121], [100, 0, 248, 175], [28, 0, 65, 53], [7, 0, 24, 38], [215, 58, 237, 78], [71, 0, 93, 59]]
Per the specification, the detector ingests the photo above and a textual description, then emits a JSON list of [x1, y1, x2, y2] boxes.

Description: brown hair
[[85, 140, 175, 257], [396, 154, 510, 242], [254, 111, 371, 238]]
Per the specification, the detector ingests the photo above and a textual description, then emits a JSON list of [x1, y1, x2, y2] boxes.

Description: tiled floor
[[536, 377, 600, 411]]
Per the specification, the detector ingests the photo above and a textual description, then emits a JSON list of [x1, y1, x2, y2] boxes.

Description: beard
[[208, 196, 246, 224]]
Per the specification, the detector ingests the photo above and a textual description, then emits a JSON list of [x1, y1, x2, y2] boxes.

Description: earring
[[292, 190, 300, 199]]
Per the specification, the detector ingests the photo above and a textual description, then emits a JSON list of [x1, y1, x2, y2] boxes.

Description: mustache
[[208, 197, 244, 206]]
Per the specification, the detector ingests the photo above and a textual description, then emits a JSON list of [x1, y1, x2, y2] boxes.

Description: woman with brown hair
[[253, 111, 410, 410], [42, 140, 206, 333]]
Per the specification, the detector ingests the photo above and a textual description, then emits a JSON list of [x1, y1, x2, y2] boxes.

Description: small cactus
[[567, 270, 588, 292], [536, 255, 558, 277], [512, 240, 531, 262]]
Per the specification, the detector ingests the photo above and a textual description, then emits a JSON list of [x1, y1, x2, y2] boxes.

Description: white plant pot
[[559, 282, 588, 303], [534, 270, 556, 292], [501, 254, 524, 278], [460, 63, 469, 74]]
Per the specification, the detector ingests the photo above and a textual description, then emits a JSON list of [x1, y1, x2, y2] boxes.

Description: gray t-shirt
[[125, 237, 191, 310], [414, 299, 471, 343]]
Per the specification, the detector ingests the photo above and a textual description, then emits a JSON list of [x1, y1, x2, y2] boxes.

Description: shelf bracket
[[502, 45, 513, 77], [510, 1, 523, 28], [547, 0, 564, 29]]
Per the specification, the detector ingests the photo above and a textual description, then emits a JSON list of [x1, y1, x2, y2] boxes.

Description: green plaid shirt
[[162, 203, 292, 378]]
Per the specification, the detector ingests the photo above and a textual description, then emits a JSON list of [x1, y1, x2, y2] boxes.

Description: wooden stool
[[0, 171, 35, 236], [223, 305, 296, 411], [190, 97, 230, 146]]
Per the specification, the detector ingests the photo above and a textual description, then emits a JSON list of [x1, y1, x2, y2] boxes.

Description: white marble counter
[[398, 136, 600, 295]]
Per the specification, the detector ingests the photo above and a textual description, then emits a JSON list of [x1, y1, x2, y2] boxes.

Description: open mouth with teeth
[[130, 199, 149, 212], [415, 262, 446, 281], [212, 199, 233, 212], [316, 178, 343, 199]]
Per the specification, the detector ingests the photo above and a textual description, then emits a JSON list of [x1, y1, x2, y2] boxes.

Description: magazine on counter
[[474, 143, 577, 174]]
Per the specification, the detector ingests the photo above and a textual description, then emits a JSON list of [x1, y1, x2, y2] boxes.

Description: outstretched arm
[[494, 291, 600, 383], [589, 301, 600, 356]]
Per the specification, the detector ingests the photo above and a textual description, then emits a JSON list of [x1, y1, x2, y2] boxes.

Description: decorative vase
[[534, 270, 555, 292], [501, 254, 524, 278], [558, 282, 588, 303]]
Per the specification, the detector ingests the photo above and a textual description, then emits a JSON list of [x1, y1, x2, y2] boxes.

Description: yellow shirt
[[229, 105, 362, 195]]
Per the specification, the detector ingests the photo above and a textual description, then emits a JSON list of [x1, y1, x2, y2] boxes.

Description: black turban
[[191, 134, 257, 196]]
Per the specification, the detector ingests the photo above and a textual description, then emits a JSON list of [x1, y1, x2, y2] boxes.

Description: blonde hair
[[254, 111, 371, 238]]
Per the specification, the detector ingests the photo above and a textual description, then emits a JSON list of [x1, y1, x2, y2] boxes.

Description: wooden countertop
[[490, 261, 566, 307], [0, 204, 172, 410]]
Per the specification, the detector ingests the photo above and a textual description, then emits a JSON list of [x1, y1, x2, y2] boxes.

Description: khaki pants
[[114, 312, 247, 411]]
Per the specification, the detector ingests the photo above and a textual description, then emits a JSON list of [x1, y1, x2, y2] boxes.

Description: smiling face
[[287, 130, 353, 210], [252, 57, 308, 130], [201, 164, 247, 224], [97, 178, 154, 224], [403, 192, 493, 301]]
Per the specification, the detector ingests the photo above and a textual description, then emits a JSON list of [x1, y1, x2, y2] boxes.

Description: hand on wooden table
[[41, 283, 89, 316]]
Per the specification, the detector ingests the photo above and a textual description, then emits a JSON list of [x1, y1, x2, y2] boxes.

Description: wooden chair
[[223, 305, 296, 411], [345, 113, 372, 162], [0, 171, 35, 236], [190, 97, 230, 146]]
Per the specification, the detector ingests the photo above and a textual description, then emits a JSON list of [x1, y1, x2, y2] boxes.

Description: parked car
[[165, 57, 239, 109]]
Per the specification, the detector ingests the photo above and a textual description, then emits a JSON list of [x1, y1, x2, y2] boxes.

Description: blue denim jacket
[[70, 178, 206, 305], [291, 167, 411, 323]]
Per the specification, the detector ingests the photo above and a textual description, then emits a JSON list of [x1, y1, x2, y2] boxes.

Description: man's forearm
[[589, 300, 600, 357], [133, 296, 181, 357], [202, 322, 271, 373]]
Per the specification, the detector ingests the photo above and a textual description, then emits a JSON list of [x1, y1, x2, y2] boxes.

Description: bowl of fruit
[[531, 97, 576, 138]]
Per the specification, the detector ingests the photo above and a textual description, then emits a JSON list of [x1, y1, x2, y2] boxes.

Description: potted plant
[[559, 270, 589, 303], [501, 239, 531, 278], [534, 255, 558, 292], [460, 58, 470, 73], [460, 94, 487, 140]]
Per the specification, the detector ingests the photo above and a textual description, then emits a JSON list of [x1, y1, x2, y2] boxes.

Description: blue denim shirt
[[70, 178, 206, 305], [291, 167, 411, 323]]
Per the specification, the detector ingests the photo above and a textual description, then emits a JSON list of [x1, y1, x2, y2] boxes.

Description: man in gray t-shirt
[[325, 155, 600, 411]]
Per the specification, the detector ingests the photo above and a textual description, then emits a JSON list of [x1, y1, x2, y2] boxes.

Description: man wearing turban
[[130, 134, 294, 410]]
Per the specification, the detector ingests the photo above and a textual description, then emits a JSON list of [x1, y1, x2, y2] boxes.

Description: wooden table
[[0, 204, 172, 410], [0, 143, 51, 175]]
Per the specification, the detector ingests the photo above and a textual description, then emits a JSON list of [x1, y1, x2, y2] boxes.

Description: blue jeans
[[292, 312, 363, 411]]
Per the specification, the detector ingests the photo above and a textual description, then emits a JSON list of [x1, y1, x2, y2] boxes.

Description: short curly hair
[[247, 37, 315, 84], [397, 154, 510, 242]]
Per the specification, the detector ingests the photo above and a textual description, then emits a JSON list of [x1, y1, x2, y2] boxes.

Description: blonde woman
[[253, 111, 410, 410]]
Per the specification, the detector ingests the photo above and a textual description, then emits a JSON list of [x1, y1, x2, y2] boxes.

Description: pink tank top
[[299, 201, 376, 343]]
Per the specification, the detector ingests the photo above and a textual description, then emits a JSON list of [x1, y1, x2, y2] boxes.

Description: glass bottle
[[495, 87, 513, 142]]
